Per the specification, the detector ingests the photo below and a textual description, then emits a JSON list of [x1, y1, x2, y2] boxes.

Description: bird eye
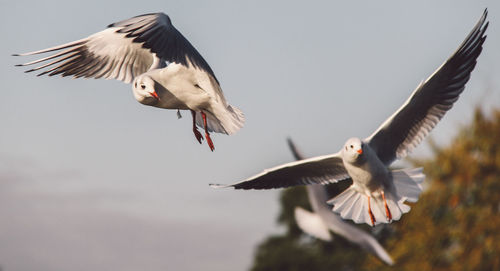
[[140, 84, 146, 90], [350, 145, 353, 149]]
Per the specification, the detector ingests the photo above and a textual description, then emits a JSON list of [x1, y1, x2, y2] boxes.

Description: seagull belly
[[344, 155, 390, 196], [156, 68, 211, 110]]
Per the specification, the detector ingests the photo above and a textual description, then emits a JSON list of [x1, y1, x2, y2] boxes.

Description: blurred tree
[[249, 107, 500, 271]]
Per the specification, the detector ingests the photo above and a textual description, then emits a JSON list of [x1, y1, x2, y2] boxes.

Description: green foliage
[[250, 107, 500, 271]]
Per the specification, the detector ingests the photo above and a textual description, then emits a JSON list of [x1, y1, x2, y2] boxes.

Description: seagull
[[14, 13, 245, 151], [211, 10, 488, 226], [288, 138, 394, 265]]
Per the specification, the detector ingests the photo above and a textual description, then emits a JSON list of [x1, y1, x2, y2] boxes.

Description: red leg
[[368, 196, 376, 226], [191, 110, 203, 144], [201, 111, 215, 151], [381, 191, 392, 221]]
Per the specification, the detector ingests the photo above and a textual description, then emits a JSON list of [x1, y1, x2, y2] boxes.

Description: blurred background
[[1, 0, 499, 270]]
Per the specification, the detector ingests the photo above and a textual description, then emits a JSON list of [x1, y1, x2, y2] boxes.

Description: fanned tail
[[392, 167, 425, 203], [328, 188, 371, 225], [328, 168, 425, 226], [196, 104, 245, 135]]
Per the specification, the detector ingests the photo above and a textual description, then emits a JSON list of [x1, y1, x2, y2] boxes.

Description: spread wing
[[211, 141, 349, 190], [290, 139, 394, 265], [14, 13, 217, 84], [366, 9, 488, 165]]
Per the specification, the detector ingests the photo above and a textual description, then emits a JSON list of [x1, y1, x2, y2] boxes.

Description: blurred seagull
[[14, 13, 245, 151], [211, 10, 488, 225], [288, 138, 394, 265]]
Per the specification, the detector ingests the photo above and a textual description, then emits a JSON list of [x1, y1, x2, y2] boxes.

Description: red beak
[[357, 149, 363, 154], [150, 91, 160, 100]]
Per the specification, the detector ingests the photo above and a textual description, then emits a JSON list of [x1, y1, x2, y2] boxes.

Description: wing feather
[[366, 9, 488, 165], [14, 13, 217, 85], [211, 142, 349, 190], [111, 13, 219, 84], [14, 27, 154, 84]]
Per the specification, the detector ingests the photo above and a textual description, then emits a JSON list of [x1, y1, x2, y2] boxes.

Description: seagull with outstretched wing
[[288, 138, 394, 265], [212, 10, 488, 226], [14, 13, 245, 151]]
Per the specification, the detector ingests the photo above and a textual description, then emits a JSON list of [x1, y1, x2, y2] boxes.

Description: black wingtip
[[479, 8, 488, 21], [286, 137, 305, 161], [286, 137, 296, 152], [12, 53, 20, 56], [483, 21, 490, 32], [482, 8, 488, 23]]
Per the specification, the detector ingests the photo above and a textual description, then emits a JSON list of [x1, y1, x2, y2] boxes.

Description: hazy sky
[[1, 1, 499, 270]]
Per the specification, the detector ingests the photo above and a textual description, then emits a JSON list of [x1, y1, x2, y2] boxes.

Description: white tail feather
[[330, 188, 357, 210], [195, 104, 245, 135], [329, 168, 425, 226], [392, 168, 425, 202]]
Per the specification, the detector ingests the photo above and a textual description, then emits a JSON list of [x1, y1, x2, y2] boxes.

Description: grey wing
[[366, 9, 488, 165], [210, 152, 349, 190], [291, 138, 394, 265], [14, 13, 216, 84], [14, 27, 155, 84], [110, 13, 219, 84]]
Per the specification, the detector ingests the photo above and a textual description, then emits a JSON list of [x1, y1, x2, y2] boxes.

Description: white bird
[[14, 13, 245, 151], [211, 10, 488, 226], [288, 138, 394, 265]]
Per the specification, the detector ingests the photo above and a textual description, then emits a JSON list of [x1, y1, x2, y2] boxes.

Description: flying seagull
[[211, 10, 488, 226], [14, 13, 245, 151], [288, 138, 394, 265]]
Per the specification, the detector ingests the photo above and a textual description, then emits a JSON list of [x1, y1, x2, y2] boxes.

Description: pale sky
[[1, 1, 499, 270]]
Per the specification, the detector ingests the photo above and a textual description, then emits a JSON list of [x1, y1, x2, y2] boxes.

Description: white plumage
[[14, 13, 245, 151], [288, 139, 394, 265], [212, 10, 488, 226]]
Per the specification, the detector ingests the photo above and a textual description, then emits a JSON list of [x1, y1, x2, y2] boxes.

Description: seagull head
[[132, 75, 160, 105], [342, 137, 364, 163]]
